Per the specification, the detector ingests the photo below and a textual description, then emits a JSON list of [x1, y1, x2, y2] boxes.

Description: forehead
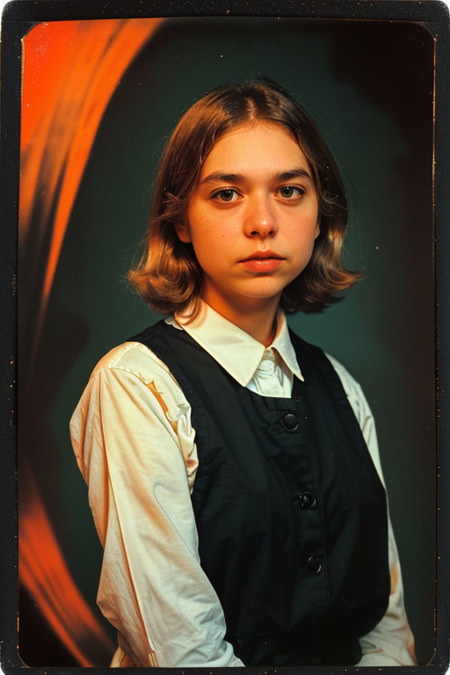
[[200, 122, 309, 176]]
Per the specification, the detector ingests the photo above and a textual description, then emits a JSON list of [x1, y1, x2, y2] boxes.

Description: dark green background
[[20, 17, 436, 665]]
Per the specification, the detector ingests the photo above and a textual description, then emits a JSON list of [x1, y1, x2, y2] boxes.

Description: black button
[[281, 412, 298, 431], [300, 491, 317, 510], [306, 556, 322, 574]]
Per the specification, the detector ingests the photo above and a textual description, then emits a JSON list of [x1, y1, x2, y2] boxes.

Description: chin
[[240, 289, 285, 303], [241, 281, 289, 299]]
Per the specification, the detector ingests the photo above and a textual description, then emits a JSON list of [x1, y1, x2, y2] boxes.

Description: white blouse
[[70, 302, 416, 668]]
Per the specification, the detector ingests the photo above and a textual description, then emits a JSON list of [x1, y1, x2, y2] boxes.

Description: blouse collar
[[167, 301, 304, 387]]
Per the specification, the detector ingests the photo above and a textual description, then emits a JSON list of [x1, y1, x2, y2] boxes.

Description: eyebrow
[[200, 167, 313, 186], [278, 169, 313, 182]]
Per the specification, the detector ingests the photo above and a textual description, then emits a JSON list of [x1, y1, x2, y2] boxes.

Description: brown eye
[[278, 186, 304, 199], [213, 189, 239, 203]]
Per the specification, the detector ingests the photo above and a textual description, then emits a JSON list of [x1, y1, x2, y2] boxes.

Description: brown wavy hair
[[128, 80, 361, 318]]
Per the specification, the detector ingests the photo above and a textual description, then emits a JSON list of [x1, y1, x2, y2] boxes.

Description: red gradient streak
[[20, 18, 162, 368], [19, 18, 163, 664], [20, 470, 116, 665]]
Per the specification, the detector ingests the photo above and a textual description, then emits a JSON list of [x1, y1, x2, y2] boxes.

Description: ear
[[314, 216, 321, 239], [174, 220, 192, 243]]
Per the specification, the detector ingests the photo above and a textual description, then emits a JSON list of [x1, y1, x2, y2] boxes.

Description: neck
[[201, 292, 280, 347]]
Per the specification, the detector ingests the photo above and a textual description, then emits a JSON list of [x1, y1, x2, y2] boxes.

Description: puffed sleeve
[[70, 342, 244, 668], [327, 355, 417, 666]]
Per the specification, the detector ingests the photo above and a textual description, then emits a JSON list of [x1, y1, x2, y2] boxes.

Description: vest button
[[300, 491, 317, 509], [281, 412, 298, 431], [306, 556, 322, 574]]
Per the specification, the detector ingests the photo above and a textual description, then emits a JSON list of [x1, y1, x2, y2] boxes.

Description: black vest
[[130, 321, 390, 667]]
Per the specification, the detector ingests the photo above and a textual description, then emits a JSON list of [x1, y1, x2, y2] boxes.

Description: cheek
[[188, 226, 224, 267], [289, 225, 319, 267], [190, 220, 229, 252], [288, 215, 320, 245]]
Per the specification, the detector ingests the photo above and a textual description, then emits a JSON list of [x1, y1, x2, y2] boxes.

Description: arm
[[358, 519, 416, 665], [327, 356, 417, 666], [70, 343, 244, 668]]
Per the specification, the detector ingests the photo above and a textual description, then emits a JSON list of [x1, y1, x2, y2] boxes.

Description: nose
[[244, 194, 278, 237]]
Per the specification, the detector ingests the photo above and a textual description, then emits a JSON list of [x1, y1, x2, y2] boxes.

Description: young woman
[[70, 81, 416, 668]]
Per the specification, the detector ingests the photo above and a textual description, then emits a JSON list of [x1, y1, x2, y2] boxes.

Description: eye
[[211, 188, 240, 203], [277, 185, 305, 200]]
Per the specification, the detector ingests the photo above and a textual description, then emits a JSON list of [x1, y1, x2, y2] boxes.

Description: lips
[[240, 251, 284, 262], [239, 251, 285, 272]]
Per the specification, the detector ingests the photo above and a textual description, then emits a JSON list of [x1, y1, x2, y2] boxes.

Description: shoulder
[[72, 337, 196, 446], [90, 340, 174, 386], [325, 353, 374, 431], [74, 338, 192, 427], [289, 330, 367, 411], [324, 354, 381, 466], [325, 354, 364, 400], [327, 353, 386, 483], [71, 338, 199, 491]]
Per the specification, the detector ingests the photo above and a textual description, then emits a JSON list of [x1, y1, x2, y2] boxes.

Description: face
[[175, 122, 320, 318]]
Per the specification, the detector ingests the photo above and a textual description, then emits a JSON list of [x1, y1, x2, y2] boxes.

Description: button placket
[[285, 400, 323, 580]]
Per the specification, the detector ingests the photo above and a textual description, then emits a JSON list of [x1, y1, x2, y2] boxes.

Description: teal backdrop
[[19, 17, 435, 665]]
